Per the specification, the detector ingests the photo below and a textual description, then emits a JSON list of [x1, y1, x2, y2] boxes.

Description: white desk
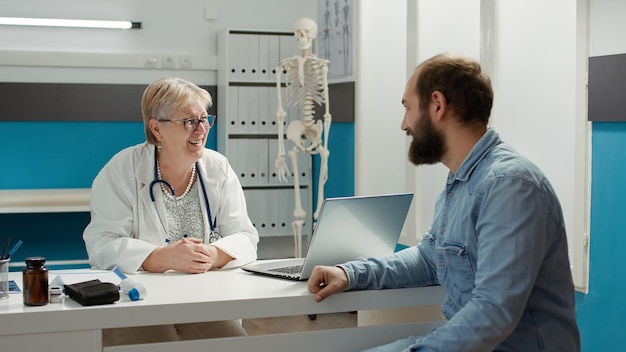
[[0, 266, 445, 352]]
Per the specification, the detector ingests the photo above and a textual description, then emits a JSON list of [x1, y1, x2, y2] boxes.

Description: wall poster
[[317, 0, 353, 77]]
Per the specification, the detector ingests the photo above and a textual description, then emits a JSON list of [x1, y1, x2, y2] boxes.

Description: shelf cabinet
[[218, 29, 312, 258]]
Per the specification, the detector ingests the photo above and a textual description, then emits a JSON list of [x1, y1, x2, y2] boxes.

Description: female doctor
[[83, 77, 258, 274], [83, 78, 259, 344]]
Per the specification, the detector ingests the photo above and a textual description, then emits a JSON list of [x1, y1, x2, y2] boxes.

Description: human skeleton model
[[275, 18, 331, 257]]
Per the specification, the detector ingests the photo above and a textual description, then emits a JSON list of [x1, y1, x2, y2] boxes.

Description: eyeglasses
[[158, 115, 216, 132]]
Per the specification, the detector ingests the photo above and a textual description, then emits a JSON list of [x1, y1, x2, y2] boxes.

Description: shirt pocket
[[438, 240, 475, 293]]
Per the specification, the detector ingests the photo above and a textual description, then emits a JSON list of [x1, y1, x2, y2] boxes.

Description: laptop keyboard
[[273, 264, 303, 275]]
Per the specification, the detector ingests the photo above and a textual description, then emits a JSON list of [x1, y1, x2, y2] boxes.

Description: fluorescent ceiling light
[[0, 17, 141, 29]]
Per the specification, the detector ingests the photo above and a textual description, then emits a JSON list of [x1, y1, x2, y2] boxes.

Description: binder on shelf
[[227, 139, 240, 176], [247, 139, 257, 186], [227, 33, 237, 80], [236, 139, 249, 185], [228, 86, 239, 132], [244, 189, 258, 231], [247, 86, 259, 134], [238, 34, 250, 80], [237, 86, 249, 133], [258, 35, 270, 81], [257, 86, 270, 133], [245, 139, 258, 185], [247, 34, 260, 81], [297, 153, 311, 186], [279, 188, 294, 236], [255, 139, 269, 186], [268, 86, 279, 132], [255, 189, 269, 236], [267, 189, 279, 235], [229, 33, 247, 81], [268, 138, 280, 186], [268, 35, 281, 80]]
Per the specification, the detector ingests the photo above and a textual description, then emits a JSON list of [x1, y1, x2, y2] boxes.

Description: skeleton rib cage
[[283, 58, 327, 109]]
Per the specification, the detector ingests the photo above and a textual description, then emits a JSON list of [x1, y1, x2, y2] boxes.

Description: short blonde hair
[[141, 77, 212, 144]]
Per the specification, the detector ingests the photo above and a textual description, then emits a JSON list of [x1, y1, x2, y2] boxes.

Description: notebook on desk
[[241, 193, 414, 281]]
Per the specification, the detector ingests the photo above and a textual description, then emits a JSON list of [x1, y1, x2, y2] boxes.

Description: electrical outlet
[[162, 56, 175, 69], [143, 56, 158, 68], [180, 56, 193, 69]]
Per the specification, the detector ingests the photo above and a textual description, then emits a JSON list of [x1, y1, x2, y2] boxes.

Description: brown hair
[[415, 53, 493, 125]]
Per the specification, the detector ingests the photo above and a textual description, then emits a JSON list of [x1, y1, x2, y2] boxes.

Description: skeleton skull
[[293, 17, 318, 51]]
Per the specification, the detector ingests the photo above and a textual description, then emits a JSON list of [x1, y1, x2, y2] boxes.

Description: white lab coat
[[83, 143, 259, 273]]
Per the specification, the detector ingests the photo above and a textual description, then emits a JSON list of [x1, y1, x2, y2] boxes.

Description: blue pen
[[7, 240, 23, 258], [112, 266, 127, 280]]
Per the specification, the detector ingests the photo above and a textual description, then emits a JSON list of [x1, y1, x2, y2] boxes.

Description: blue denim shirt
[[340, 129, 580, 352]]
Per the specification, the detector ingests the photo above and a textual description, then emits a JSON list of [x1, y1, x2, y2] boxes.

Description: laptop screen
[[242, 193, 414, 280]]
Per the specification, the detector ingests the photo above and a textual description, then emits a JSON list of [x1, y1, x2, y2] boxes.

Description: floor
[[242, 312, 357, 335]]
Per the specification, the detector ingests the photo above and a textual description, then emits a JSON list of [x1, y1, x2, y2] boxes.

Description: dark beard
[[408, 109, 446, 166]]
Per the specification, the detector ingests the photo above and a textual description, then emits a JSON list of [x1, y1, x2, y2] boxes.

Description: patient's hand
[[307, 265, 349, 302]]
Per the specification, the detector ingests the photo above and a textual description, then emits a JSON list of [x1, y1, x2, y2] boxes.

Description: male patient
[[307, 53, 580, 351]]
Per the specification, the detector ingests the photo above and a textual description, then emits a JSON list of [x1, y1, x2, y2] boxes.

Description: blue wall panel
[[0, 121, 218, 189], [0, 121, 145, 189], [312, 122, 355, 211], [575, 122, 626, 350], [2, 212, 91, 271]]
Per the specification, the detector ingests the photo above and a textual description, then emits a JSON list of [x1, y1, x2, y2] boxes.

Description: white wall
[[354, 1, 408, 199], [406, 0, 482, 245], [398, 0, 589, 289], [590, 0, 626, 56], [0, 0, 316, 84], [490, 0, 588, 290]]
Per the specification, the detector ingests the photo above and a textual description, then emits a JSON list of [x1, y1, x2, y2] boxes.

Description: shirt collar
[[448, 128, 501, 183]]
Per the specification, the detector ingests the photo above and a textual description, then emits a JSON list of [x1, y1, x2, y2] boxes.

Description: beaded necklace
[[156, 158, 196, 200]]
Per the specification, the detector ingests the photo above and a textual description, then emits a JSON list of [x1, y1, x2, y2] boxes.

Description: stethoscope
[[148, 146, 221, 244]]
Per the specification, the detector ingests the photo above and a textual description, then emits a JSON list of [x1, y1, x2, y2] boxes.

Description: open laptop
[[241, 193, 413, 280]]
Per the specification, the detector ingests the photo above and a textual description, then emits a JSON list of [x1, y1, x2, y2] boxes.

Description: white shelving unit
[[217, 29, 312, 259], [0, 188, 92, 269], [0, 188, 90, 214]]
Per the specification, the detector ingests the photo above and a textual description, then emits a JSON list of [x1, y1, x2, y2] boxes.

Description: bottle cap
[[25, 257, 46, 265], [128, 288, 140, 301]]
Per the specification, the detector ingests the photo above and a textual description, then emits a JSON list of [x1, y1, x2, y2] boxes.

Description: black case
[[64, 279, 120, 306]]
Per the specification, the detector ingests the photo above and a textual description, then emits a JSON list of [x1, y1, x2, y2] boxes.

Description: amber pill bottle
[[23, 257, 49, 306]]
